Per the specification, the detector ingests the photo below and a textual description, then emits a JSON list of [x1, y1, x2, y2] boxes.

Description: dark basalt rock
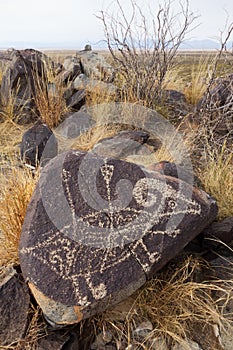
[[0, 266, 30, 346], [19, 150, 218, 326], [55, 111, 95, 139], [0, 49, 57, 124], [147, 161, 202, 187], [93, 130, 150, 158], [65, 89, 86, 110], [196, 74, 233, 136], [20, 123, 58, 167], [37, 332, 70, 350], [202, 216, 233, 256]]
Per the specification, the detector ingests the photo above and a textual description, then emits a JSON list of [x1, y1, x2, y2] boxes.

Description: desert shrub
[[99, 0, 197, 108]]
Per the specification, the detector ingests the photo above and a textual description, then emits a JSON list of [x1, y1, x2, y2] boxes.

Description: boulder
[[20, 123, 58, 167], [60, 56, 82, 83], [160, 89, 189, 121], [0, 266, 30, 346], [37, 332, 70, 350], [202, 216, 233, 256], [92, 130, 150, 158], [0, 49, 57, 124], [73, 74, 117, 95], [19, 150, 218, 326], [55, 111, 95, 139], [76, 47, 114, 81], [65, 89, 86, 110], [196, 74, 233, 135], [147, 161, 201, 186]]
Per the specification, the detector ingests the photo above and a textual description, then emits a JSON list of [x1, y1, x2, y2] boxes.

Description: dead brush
[[33, 61, 69, 129], [0, 166, 38, 266], [95, 255, 233, 349]]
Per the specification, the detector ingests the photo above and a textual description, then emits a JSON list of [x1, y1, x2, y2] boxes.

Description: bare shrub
[[98, 0, 197, 107]]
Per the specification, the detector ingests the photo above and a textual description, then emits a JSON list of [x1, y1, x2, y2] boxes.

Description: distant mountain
[[179, 39, 220, 50], [0, 38, 232, 51]]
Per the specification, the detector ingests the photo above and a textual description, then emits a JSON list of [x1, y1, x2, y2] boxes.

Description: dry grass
[[199, 142, 233, 220], [183, 55, 215, 105], [0, 166, 38, 266], [96, 255, 233, 349], [71, 124, 123, 152], [33, 62, 69, 129], [0, 67, 3, 86]]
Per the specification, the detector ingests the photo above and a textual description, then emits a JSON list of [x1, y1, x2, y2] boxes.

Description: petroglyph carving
[[19, 151, 218, 324]]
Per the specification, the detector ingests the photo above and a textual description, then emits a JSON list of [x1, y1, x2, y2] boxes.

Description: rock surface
[[76, 47, 114, 81], [55, 111, 95, 139], [0, 49, 51, 124], [20, 123, 58, 167], [19, 150, 218, 326], [73, 73, 116, 95], [92, 130, 150, 158], [0, 266, 30, 346]]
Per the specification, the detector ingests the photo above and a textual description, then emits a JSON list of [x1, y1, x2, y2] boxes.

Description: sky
[[0, 0, 232, 48]]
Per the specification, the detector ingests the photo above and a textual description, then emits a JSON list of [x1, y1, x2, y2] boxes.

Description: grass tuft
[[183, 55, 215, 105], [199, 142, 233, 220], [33, 62, 69, 128], [0, 167, 38, 266], [96, 255, 233, 349]]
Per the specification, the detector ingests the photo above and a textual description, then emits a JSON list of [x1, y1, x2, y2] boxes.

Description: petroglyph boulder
[[19, 150, 218, 326]]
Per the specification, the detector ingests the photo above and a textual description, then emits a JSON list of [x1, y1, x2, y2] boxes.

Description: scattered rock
[[37, 332, 70, 350], [147, 161, 194, 185], [0, 266, 30, 346], [62, 56, 82, 81], [149, 337, 169, 349], [203, 216, 233, 249], [133, 320, 153, 339], [0, 49, 51, 124], [19, 150, 218, 326], [160, 89, 189, 121], [196, 74, 233, 136], [55, 110, 94, 139], [90, 331, 113, 349], [65, 89, 86, 110], [20, 123, 58, 167], [92, 130, 150, 158], [73, 73, 117, 95], [172, 340, 202, 350], [105, 296, 136, 321], [76, 47, 114, 81]]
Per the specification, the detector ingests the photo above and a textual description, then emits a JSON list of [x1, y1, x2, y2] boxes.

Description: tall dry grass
[[199, 141, 233, 220], [0, 167, 38, 266], [183, 55, 215, 105], [97, 255, 233, 349], [33, 62, 69, 129]]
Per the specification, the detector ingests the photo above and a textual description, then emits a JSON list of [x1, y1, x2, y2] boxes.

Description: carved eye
[[169, 200, 177, 209]]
